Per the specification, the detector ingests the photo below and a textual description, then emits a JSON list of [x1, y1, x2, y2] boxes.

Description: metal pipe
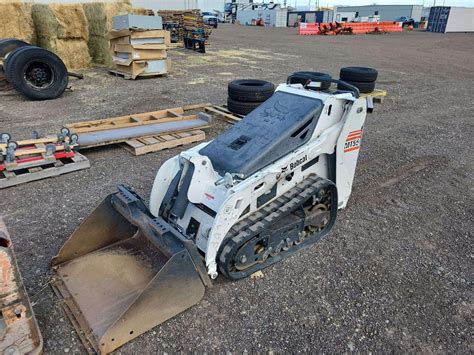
[[77, 118, 209, 147]]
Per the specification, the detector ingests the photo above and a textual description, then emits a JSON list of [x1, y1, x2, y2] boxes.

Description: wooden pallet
[[108, 69, 168, 80], [122, 130, 205, 156], [205, 105, 243, 124], [166, 43, 184, 50], [0, 152, 90, 189], [66, 103, 212, 135]]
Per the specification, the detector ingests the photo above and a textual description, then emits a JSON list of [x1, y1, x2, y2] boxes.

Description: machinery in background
[[163, 22, 180, 43]]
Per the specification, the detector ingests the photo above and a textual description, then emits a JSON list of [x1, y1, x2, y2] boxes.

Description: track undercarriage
[[219, 175, 338, 279]]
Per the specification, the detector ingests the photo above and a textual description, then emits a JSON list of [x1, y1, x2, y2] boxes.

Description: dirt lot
[[0, 25, 473, 353]]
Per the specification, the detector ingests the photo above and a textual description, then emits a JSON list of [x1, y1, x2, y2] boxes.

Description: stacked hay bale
[[1, 1, 148, 70], [0, 2, 35, 44], [32, 4, 91, 69], [84, 2, 147, 67], [83, 2, 112, 66]]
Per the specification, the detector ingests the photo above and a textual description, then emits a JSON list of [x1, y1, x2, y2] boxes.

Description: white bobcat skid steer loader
[[52, 79, 367, 353]]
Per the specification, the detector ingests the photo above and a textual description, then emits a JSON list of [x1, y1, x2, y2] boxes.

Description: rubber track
[[219, 175, 336, 279]]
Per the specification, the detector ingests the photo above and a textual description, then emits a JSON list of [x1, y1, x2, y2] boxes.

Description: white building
[[236, 3, 288, 27], [334, 5, 424, 23]]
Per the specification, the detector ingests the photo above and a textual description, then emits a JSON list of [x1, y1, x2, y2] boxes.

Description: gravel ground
[[0, 25, 473, 353]]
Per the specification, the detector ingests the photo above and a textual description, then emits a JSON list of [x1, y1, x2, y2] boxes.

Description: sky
[[287, 0, 474, 6]]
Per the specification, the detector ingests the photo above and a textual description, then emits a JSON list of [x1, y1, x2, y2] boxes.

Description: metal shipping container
[[426, 6, 474, 33]]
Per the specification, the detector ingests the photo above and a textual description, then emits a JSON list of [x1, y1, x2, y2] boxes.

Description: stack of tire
[[0, 38, 68, 100], [337, 67, 378, 94], [287, 71, 332, 91], [227, 79, 275, 116]]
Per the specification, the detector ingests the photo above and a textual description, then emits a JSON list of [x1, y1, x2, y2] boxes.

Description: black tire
[[5, 46, 68, 100], [228, 79, 275, 102], [340, 67, 378, 82], [227, 97, 262, 116], [0, 38, 30, 58], [288, 71, 332, 90], [337, 79, 375, 93], [3, 46, 31, 80]]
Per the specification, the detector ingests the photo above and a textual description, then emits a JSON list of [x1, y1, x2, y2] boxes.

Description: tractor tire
[[5, 46, 68, 100], [227, 97, 261, 116], [228, 79, 275, 102], [340, 67, 378, 82], [337, 79, 375, 93], [287, 71, 332, 90], [0, 38, 30, 58]]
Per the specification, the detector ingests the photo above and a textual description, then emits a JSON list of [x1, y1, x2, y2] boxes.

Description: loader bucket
[[51, 186, 211, 354]]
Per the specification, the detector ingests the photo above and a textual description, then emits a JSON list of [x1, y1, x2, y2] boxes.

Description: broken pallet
[[205, 105, 243, 124], [122, 130, 205, 156], [108, 69, 168, 80], [0, 152, 90, 189]]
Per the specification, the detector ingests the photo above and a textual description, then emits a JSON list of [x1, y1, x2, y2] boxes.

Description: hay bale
[[87, 34, 114, 66], [32, 4, 91, 70], [84, 2, 148, 66], [49, 3, 89, 40], [132, 8, 148, 16], [55, 39, 91, 70], [31, 4, 59, 51], [83, 2, 113, 66], [83, 2, 107, 37], [0, 2, 35, 44]]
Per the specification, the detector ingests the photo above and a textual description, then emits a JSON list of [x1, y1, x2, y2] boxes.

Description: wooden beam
[[205, 106, 241, 123]]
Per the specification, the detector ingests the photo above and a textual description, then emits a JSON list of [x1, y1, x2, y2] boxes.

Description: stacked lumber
[[158, 10, 212, 42], [108, 29, 171, 79]]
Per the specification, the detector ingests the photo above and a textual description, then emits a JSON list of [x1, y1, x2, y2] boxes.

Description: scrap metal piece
[[0, 218, 43, 354]]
